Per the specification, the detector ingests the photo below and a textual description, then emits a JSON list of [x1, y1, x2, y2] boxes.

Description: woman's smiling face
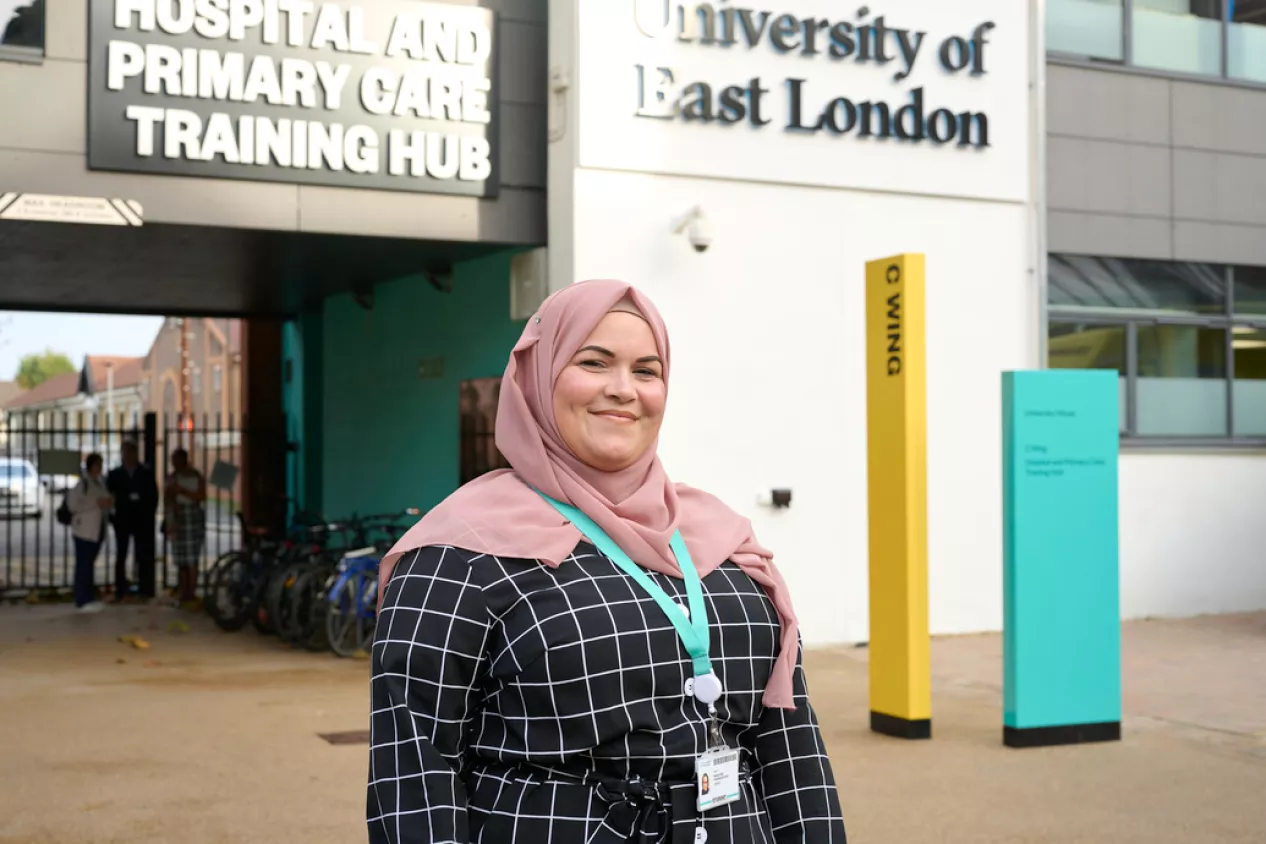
[[552, 309, 667, 472]]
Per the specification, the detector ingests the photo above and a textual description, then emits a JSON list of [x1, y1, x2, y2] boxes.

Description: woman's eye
[[579, 359, 605, 369], [635, 368, 659, 377]]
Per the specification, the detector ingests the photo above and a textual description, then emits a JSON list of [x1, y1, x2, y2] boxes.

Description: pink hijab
[[379, 279, 800, 710]]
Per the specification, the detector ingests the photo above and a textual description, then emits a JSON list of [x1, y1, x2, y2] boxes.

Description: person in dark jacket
[[106, 440, 159, 602]]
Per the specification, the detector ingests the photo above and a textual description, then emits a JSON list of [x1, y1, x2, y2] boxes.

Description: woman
[[368, 280, 846, 843], [164, 448, 206, 604], [68, 452, 113, 613]]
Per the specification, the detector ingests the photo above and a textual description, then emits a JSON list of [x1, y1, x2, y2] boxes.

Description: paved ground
[[0, 605, 1263, 844]]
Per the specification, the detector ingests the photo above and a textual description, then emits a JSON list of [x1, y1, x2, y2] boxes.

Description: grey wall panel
[[1048, 136, 1170, 217], [499, 21, 547, 106], [1047, 64, 1170, 145], [1047, 210, 1173, 260], [1048, 61, 1266, 267], [499, 103, 546, 189], [0, 60, 84, 154], [1, 148, 302, 231], [1171, 82, 1266, 157], [1175, 221, 1266, 266], [44, 1, 87, 63], [296, 183, 543, 244]]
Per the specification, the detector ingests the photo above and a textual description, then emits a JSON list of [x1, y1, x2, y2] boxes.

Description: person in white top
[[67, 452, 114, 612]]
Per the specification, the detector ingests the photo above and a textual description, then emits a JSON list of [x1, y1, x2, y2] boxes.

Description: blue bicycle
[[324, 545, 382, 658]]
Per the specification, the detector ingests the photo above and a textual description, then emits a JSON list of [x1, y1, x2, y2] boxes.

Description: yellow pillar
[[865, 253, 932, 739]]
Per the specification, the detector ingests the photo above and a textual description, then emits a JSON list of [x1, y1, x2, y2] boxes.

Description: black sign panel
[[87, 0, 499, 197]]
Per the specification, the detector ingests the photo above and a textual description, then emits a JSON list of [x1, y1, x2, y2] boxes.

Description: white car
[[0, 458, 44, 519]]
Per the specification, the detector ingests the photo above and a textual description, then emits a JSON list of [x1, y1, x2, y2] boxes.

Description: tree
[[16, 350, 75, 390]]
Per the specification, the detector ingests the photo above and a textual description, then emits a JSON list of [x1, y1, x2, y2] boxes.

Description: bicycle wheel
[[205, 551, 257, 632], [274, 561, 316, 645], [326, 570, 377, 658], [298, 563, 338, 652]]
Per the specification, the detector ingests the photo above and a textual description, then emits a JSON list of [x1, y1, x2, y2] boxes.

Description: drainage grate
[[318, 730, 371, 745]]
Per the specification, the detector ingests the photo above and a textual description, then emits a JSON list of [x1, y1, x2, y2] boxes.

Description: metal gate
[[0, 411, 265, 599]]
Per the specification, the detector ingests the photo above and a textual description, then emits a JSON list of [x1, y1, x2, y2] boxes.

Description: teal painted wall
[[281, 312, 325, 517], [320, 250, 524, 519]]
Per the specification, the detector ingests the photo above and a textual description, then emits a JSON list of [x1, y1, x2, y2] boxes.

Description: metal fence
[[0, 410, 269, 599]]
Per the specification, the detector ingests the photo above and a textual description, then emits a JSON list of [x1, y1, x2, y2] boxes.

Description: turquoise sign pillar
[[1002, 369, 1121, 748]]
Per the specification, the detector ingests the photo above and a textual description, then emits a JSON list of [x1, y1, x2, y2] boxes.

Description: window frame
[[1046, 0, 1266, 91], [0, 0, 46, 64], [1048, 261, 1266, 449]]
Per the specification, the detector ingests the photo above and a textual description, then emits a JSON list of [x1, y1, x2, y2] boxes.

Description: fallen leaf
[[118, 635, 151, 650], [142, 659, 161, 668], [352, 650, 370, 661], [167, 620, 190, 635], [115, 658, 126, 665], [25, 593, 39, 604], [24, 636, 34, 643]]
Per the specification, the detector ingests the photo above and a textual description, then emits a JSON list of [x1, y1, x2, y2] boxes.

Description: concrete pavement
[[0, 604, 1262, 843]]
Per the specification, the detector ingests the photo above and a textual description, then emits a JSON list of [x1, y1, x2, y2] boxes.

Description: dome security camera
[[671, 206, 712, 253]]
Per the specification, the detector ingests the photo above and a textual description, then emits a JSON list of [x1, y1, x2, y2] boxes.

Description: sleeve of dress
[[750, 637, 848, 843], [367, 546, 492, 844]]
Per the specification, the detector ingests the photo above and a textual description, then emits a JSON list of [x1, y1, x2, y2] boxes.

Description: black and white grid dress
[[368, 542, 847, 844]]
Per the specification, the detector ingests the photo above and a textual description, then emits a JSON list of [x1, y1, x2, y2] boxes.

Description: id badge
[[695, 746, 740, 812]]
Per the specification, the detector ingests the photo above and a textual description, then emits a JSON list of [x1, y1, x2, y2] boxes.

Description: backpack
[[56, 480, 80, 527]]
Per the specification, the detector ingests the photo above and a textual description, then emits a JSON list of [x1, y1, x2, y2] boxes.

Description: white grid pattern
[[368, 543, 846, 843]]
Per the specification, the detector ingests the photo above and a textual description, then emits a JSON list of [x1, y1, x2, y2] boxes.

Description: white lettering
[[107, 40, 145, 91], [228, 0, 264, 41], [431, 79, 461, 121], [239, 114, 256, 164], [462, 78, 491, 124], [278, 0, 314, 46], [242, 55, 282, 104], [310, 3, 349, 52], [144, 44, 182, 96], [387, 130, 488, 181], [200, 111, 241, 162], [164, 109, 203, 160], [427, 19, 459, 63], [307, 121, 343, 170], [360, 67, 397, 116], [255, 117, 291, 166], [457, 23, 492, 64], [124, 105, 165, 157], [344, 125, 378, 174], [459, 136, 491, 181], [347, 7, 378, 55], [199, 49, 246, 100], [280, 58, 318, 108], [180, 47, 198, 96], [156, 0, 195, 35], [393, 71, 429, 119], [385, 14, 423, 59], [314, 62, 352, 110], [193, 0, 231, 39], [115, 0, 156, 31]]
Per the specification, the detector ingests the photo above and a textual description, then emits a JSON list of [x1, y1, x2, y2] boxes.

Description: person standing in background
[[68, 452, 113, 613], [164, 448, 207, 605], [107, 440, 159, 603]]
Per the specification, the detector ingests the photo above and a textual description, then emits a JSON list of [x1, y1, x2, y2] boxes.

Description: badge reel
[[693, 671, 739, 813]]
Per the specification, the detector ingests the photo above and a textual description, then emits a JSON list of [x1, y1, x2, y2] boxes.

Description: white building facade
[[547, 0, 1266, 646]]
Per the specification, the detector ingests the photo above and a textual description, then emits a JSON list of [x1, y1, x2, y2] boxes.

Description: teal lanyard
[[537, 492, 713, 679]]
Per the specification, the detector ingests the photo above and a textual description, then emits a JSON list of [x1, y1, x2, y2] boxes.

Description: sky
[[0, 312, 165, 382]]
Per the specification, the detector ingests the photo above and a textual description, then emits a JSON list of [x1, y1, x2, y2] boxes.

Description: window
[[1047, 255, 1266, 444], [1229, 0, 1266, 83], [1047, 0, 1266, 84], [0, 0, 44, 58], [1047, 0, 1125, 61]]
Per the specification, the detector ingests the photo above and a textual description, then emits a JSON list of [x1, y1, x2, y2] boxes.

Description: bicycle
[[325, 545, 382, 658]]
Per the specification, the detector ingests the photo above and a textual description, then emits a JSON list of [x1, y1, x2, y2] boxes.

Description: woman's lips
[[592, 410, 637, 422]]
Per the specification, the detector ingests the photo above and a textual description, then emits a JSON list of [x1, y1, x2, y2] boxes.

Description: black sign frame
[[86, 0, 500, 198]]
